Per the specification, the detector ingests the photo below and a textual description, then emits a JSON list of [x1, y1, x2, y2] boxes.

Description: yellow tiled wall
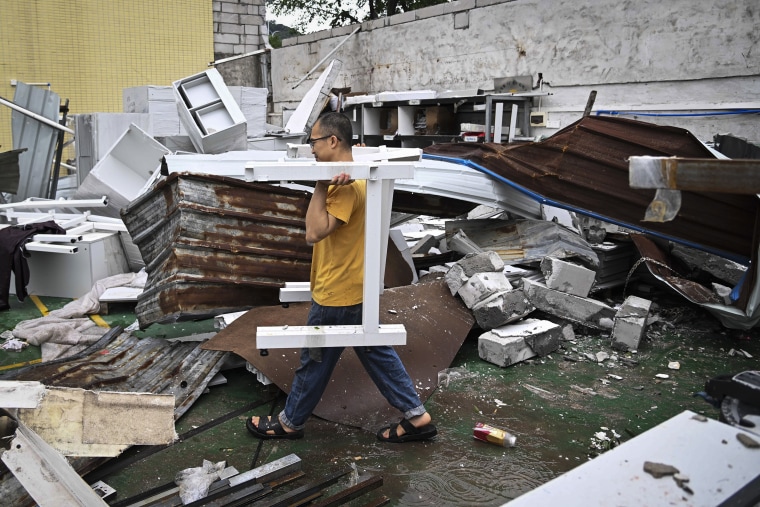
[[0, 0, 213, 155]]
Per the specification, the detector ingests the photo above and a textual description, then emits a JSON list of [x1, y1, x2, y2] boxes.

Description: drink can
[[473, 422, 517, 447]]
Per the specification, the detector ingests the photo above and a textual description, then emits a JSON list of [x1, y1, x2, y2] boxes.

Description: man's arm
[[305, 181, 342, 245]]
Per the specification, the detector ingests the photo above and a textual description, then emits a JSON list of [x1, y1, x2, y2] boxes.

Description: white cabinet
[[173, 69, 247, 154], [10, 232, 130, 299]]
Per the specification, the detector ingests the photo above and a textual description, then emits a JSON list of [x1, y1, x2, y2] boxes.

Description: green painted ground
[[1, 288, 758, 505]]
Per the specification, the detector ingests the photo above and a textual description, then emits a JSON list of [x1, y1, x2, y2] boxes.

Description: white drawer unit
[[173, 69, 247, 154]]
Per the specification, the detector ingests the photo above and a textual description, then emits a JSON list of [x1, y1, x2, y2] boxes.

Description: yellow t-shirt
[[310, 180, 366, 306]]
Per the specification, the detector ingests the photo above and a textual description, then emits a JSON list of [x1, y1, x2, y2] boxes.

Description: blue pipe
[[596, 109, 760, 118]]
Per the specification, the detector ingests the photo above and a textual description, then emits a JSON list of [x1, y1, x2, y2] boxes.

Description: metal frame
[[1, 421, 108, 506], [245, 161, 415, 348], [0, 197, 126, 254]]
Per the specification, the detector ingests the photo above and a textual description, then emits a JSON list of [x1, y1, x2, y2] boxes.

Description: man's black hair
[[315, 112, 353, 148]]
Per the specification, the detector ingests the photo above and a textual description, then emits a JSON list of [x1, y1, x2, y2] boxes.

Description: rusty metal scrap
[[424, 115, 758, 264], [0, 327, 228, 507], [121, 172, 313, 327], [2, 327, 228, 419]]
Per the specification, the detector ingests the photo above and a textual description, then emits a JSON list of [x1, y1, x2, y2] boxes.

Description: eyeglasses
[[307, 134, 339, 147]]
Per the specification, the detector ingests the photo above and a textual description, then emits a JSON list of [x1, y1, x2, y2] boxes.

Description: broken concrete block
[[540, 256, 596, 297], [712, 282, 733, 306], [611, 295, 652, 351], [522, 278, 616, 329], [478, 319, 561, 367], [444, 263, 468, 296], [472, 289, 535, 330], [457, 251, 506, 277], [458, 271, 512, 309], [561, 324, 575, 341], [410, 234, 439, 255], [523, 320, 561, 356], [448, 229, 485, 255]]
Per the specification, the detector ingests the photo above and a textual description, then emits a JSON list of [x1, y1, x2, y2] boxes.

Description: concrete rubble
[[478, 318, 561, 367], [434, 241, 657, 367], [611, 295, 653, 351]]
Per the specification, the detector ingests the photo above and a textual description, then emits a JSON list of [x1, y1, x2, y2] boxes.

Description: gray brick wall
[[213, 0, 267, 87], [214, 0, 265, 55]]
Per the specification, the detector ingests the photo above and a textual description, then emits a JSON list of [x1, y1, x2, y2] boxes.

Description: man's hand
[[328, 172, 353, 186]]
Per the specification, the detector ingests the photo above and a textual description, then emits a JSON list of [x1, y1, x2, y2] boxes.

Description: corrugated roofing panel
[[10, 82, 60, 201], [423, 115, 758, 264], [2, 328, 228, 419], [121, 173, 313, 327]]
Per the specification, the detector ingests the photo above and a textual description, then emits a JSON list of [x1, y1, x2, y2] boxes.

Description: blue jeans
[[279, 300, 426, 430]]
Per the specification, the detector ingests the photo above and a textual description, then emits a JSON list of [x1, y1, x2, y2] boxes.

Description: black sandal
[[377, 418, 437, 443], [246, 416, 304, 440]]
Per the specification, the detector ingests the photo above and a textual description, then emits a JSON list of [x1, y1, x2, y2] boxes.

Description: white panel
[[508, 410, 760, 507], [257, 324, 407, 348], [0, 381, 46, 409]]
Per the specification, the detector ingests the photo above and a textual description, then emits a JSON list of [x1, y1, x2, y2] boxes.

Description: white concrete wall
[[270, 0, 759, 142]]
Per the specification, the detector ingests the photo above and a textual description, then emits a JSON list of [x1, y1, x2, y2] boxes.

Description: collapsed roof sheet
[[423, 115, 758, 264]]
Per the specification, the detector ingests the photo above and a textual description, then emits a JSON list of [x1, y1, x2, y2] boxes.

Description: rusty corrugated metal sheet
[[1, 327, 228, 418], [630, 233, 722, 305], [423, 115, 758, 264], [0, 327, 229, 507], [121, 172, 313, 327]]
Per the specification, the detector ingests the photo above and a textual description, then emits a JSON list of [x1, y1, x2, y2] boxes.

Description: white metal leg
[[246, 161, 415, 348]]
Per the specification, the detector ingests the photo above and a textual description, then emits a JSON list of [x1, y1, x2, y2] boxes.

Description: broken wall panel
[[424, 115, 758, 264], [15, 387, 175, 457]]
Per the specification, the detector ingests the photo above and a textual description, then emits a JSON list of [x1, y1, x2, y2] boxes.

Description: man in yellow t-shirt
[[247, 112, 436, 443]]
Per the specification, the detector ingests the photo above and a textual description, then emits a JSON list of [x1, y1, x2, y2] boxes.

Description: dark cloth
[[0, 221, 66, 310]]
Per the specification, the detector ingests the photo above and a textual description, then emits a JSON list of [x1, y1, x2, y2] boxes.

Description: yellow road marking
[[0, 358, 42, 371], [90, 314, 110, 328], [30, 295, 48, 316]]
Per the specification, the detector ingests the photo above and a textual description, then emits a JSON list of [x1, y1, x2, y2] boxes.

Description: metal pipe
[[209, 48, 268, 67], [292, 26, 361, 90], [0, 96, 74, 134]]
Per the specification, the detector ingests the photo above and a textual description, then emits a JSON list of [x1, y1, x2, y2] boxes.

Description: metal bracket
[[1, 421, 108, 506]]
